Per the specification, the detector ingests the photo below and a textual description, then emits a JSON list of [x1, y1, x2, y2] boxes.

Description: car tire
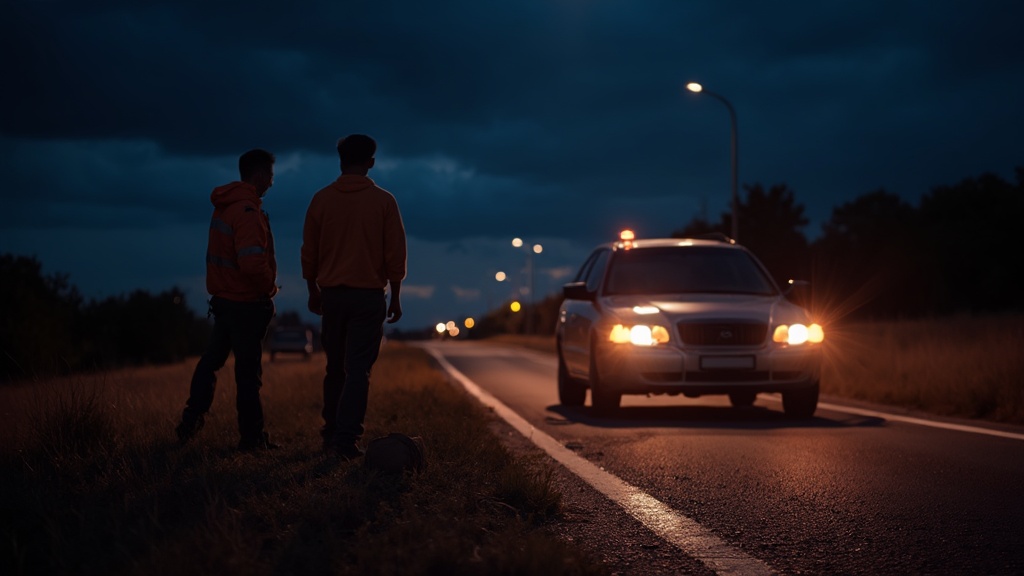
[[557, 345, 587, 406], [729, 391, 757, 407], [589, 343, 620, 414], [782, 381, 819, 419]]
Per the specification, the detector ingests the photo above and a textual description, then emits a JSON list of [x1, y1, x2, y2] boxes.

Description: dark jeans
[[320, 286, 386, 446], [183, 297, 275, 442]]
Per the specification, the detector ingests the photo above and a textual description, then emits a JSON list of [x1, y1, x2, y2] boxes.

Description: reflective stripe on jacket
[[205, 181, 278, 301]]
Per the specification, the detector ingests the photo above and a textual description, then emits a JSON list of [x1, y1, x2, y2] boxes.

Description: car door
[[561, 248, 610, 376]]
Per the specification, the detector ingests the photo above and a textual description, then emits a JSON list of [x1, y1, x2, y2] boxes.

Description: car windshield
[[603, 246, 777, 296]]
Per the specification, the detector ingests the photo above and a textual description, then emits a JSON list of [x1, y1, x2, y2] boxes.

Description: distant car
[[556, 231, 824, 418], [268, 327, 314, 361]]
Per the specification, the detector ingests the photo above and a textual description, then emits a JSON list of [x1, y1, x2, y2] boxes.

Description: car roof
[[599, 236, 744, 252]]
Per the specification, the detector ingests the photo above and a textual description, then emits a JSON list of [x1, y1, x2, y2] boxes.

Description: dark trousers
[[320, 286, 386, 446], [183, 297, 275, 442]]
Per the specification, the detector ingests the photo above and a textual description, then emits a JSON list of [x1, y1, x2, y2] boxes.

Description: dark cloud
[[3, 0, 1022, 327]]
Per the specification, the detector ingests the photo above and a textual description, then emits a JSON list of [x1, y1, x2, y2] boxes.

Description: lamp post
[[686, 82, 739, 241], [512, 238, 543, 334], [490, 270, 508, 312]]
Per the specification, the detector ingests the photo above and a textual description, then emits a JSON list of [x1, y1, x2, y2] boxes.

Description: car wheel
[[557, 344, 586, 406], [589, 342, 620, 414], [729, 391, 757, 407], [782, 381, 819, 419]]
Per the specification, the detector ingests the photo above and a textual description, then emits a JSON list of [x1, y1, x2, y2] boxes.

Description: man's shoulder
[[310, 181, 342, 199], [222, 197, 261, 216], [371, 183, 399, 203]]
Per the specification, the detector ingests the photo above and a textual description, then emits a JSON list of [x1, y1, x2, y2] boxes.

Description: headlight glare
[[773, 323, 824, 345], [609, 324, 632, 344], [608, 324, 670, 346], [631, 325, 653, 345]]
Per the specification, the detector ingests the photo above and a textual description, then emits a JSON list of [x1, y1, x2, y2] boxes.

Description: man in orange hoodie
[[176, 148, 279, 451], [302, 134, 407, 460]]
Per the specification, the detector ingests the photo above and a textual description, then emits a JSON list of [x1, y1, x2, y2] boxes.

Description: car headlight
[[609, 324, 671, 346], [772, 323, 824, 345]]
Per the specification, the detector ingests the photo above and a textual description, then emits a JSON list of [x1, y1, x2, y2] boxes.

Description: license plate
[[700, 355, 755, 370]]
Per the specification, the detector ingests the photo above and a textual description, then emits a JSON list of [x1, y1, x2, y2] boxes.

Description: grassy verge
[[2, 315, 1020, 574], [820, 314, 1024, 423], [0, 345, 609, 576]]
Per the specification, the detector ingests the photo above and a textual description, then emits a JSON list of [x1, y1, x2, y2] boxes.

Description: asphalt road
[[420, 340, 1024, 576]]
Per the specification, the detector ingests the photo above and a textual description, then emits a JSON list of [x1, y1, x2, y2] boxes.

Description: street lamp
[[511, 237, 543, 334], [488, 270, 509, 314], [686, 82, 739, 241]]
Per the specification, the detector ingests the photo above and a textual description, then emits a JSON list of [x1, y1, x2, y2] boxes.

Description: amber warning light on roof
[[618, 229, 636, 248]]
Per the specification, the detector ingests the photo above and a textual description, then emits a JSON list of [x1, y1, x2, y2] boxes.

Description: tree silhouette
[[734, 183, 811, 285], [813, 189, 927, 319], [918, 171, 1024, 313], [0, 254, 211, 381], [0, 255, 84, 380], [670, 215, 722, 238], [673, 183, 810, 286], [84, 288, 208, 366]]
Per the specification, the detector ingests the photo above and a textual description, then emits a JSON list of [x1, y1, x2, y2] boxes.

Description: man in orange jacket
[[302, 134, 406, 460], [176, 148, 279, 451]]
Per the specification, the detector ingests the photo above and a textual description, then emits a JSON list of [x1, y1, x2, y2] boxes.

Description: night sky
[[3, 1, 1022, 331]]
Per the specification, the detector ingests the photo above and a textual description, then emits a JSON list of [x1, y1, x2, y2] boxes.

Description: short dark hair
[[336, 134, 376, 166], [238, 148, 275, 180]]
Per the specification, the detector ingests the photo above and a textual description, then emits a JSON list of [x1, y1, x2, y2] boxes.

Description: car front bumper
[[594, 342, 822, 395]]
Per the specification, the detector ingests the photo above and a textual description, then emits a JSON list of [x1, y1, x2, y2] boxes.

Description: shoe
[[238, 432, 280, 451], [327, 442, 364, 461], [175, 413, 205, 444]]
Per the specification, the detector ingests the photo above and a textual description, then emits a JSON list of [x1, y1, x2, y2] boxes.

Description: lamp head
[[686, 82, 703, 93]]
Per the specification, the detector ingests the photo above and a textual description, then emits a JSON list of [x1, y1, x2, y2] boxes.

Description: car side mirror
[[562, 281, 595, 301], [785, 279, 812, 308]]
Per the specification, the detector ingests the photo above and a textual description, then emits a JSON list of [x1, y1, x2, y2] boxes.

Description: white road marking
[[755, 395, 1024, 441], [820, 400, 1024, 441], [425, 347, 778, 576]]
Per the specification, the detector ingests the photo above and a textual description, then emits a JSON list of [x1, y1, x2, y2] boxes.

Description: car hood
[[599, 293, 810, 325]]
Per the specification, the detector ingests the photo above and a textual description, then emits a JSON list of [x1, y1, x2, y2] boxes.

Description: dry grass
[[820, 314, 1024, 423], [0, 344, 607, 576], [3, 315, 1020, 574]]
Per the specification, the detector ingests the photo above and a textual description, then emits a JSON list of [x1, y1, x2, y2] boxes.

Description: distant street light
[[486, 270, 509, 313], [511, 238, 543, 334], [686, 82, 739, 241]]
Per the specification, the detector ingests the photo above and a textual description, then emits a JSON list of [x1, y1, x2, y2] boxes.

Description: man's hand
[[307, 294, 322, 316], [306, 279, 322, 316], [386, 299, 402, 324], [386, 282, 403, 323]]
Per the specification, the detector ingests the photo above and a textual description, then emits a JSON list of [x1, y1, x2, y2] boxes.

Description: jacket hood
[[211, 181, 260, 209], [331, 175, 377, 193]]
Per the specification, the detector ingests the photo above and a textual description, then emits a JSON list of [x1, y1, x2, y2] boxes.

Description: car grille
[[677, 321, 767, 346], [685, 370, 769, 382]]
